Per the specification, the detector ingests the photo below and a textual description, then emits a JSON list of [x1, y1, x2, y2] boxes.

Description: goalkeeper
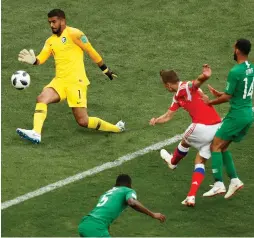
[[17, 9, 124, 144]]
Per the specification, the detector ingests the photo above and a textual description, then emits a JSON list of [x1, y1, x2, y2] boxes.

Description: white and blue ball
[[11, 70, 30, 90]]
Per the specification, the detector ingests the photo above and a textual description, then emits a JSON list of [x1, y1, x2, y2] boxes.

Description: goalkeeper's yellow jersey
[[37, 26, 102, 85]]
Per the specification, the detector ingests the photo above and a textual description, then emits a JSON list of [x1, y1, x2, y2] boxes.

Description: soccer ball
[[11, 70, 31, 90]]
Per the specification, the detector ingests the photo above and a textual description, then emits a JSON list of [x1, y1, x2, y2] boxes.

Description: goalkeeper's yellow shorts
[[45, 78, 89, 108]]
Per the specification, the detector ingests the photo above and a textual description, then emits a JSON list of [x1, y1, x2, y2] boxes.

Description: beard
[[233, 52, 238, 61], [51, 27, 61, 35]]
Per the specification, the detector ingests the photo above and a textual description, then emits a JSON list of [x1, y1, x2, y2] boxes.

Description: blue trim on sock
[[177, 148, 188, 156], [194, 167, 205, 175]]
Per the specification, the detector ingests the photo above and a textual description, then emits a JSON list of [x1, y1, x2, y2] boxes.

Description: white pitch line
[[1, 134, 183, 210], [2, 107, 254, 210]]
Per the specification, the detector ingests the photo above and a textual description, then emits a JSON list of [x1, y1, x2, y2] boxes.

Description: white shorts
[[183, 123, 221, 159]]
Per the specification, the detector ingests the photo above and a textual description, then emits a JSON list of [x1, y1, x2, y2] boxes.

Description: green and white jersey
[[225, 61, 254, 116], [88, 186, 137, 226]]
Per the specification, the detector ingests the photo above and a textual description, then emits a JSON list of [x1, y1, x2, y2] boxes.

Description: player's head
[[234, 39, 251, 61], [115, 174, 132, 188], [160, 70, 180, 92], [48, 9, 66, 34]]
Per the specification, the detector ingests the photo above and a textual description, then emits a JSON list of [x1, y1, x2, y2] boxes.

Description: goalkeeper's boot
[[203, 181, 226, 197], [181, 196, 195, 207], [160, 149, 177, 170], [16, 128, 41, 144], [224, 178, 244, 199], [115, 120, 125, 132]]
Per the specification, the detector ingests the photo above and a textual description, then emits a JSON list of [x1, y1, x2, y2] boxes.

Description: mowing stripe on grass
[[1, 134, 183, 210]]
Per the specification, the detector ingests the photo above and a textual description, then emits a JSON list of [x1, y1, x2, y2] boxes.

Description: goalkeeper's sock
[[211, 152, 223, 182], [187, 164, 205, 196], [171, 143, 189, 165], [222, 151, 238, 179], [88, 117, 120, 132], [33, 103, 47, 134]]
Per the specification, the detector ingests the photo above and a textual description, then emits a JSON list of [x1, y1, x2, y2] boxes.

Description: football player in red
[[150, 65, 222, 206]]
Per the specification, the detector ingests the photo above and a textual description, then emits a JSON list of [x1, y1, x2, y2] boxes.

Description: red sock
[[187, 164, 205, 196], [171, 143, 189, 165]]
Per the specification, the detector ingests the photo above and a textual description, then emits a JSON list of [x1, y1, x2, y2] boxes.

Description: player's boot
[[203, 181, 226, 197], [16, 128, 41, 144], [160, 149, 177, 170], [115, 120, 125, 132], [181, 196, 195, 207], [224, 178, 244, 199]]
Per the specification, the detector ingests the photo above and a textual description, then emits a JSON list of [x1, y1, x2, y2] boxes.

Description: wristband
[[99, 64, 108, 72], [33, 58, 38, 65], [102, 68, 109, 74]]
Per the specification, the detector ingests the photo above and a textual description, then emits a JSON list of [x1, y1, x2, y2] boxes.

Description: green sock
[[222, 151, 237, 179], [211, 152, 223, 182]]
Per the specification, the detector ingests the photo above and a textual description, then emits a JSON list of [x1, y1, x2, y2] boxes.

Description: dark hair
[[160, 70, 179, 84], [48, 9, 65, 19], [115, 174, 132, 187], [235, 39, 251, 55]]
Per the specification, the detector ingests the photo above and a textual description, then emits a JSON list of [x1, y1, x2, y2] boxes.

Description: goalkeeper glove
[[100, 64, 118, 80], [18, 49, 37, 65]]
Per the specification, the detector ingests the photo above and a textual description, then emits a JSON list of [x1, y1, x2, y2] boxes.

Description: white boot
[[203, 181, 226, 197], [181, 196, 195, 207], [115, 120, 125, 132], [160, 149, 177, 170], [16, 128, 41, 144], [224, 178, 244, 199]]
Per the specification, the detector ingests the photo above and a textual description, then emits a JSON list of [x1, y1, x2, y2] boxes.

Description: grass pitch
[[2, 0, 254, 236]]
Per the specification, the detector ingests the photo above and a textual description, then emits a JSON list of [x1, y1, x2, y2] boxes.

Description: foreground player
[[203, 39, 253, 198], [17, 9, 124, 144], [78, 174, 166, 237], [150, 65, 222, 206]]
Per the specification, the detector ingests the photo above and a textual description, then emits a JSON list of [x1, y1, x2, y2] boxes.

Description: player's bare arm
[[149, 110, 176, 126], [202, 84, 231, 105], [127, 198, 166, 223], [201, 83, 231, 105], [193, 64, 212, 88], [207, 93, 232, 105], [208, 84, 224, 97]]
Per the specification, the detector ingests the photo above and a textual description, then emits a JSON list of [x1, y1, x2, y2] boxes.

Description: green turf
[[2, 0, 254, 236], [2, 132, 254, 237]]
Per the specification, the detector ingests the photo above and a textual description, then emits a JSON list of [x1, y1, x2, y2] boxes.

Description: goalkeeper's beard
[[51, 27, 61, 35]]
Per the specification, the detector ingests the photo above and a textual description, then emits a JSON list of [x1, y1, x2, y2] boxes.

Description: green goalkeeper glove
[[18, 49, 37, 65]]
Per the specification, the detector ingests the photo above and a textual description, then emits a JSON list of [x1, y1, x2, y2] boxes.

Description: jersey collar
[[245, 61, 250, 68], [176, 81, 183, 96]]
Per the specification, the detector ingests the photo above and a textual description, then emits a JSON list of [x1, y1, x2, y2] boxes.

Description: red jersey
[[169, 81, 221, 125]]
